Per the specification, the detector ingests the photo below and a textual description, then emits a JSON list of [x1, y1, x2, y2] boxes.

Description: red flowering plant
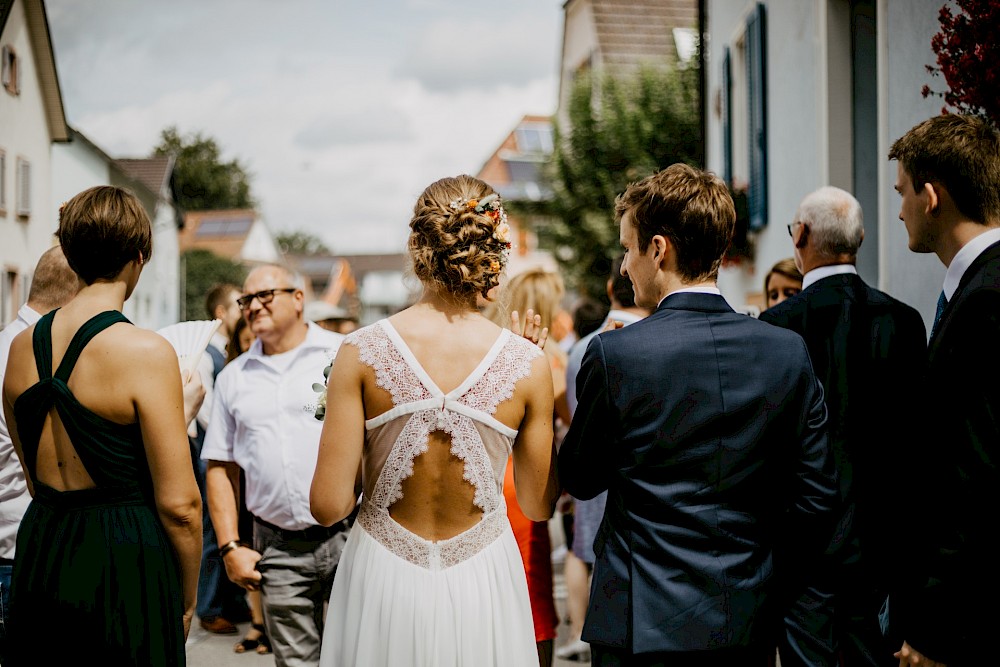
[[922, 0, 1000, 126]]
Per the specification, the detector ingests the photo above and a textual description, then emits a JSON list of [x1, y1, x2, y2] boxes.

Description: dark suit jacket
[[558, 292, 838, 654], [888, 241, 1000, 665], [760, 272, 926, 580]]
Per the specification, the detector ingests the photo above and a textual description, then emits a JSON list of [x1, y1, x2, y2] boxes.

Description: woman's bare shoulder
[[99, 324, 178, 368]]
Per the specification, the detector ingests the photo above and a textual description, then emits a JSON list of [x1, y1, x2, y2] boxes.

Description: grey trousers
[[253, 521, 350, 667]]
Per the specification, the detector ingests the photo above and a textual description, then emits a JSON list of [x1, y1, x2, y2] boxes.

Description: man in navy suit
[[759, 186, 926, 666], [558, 163, 839, 666], [884, 114, 1000, 666]]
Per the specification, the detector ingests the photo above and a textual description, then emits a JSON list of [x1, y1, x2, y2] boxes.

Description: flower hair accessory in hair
[[449, 193, 513, 271]]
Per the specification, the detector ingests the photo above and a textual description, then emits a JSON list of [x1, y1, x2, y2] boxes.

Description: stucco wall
[[0, 0, 57, 320]]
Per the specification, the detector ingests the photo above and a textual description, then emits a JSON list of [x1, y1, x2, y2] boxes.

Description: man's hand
[[895, 641, 947, 667], [222, 545, 264, 591], [511, 308, 549, 350], [601, 319, 624, 333]]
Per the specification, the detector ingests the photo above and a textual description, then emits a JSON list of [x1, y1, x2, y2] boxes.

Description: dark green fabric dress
[[7, 310, 186, 666]]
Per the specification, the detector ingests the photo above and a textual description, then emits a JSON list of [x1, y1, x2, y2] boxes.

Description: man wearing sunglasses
[[202, 264, 353, 666]]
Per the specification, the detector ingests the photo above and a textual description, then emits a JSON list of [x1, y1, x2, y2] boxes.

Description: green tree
[[542, 63, 701, 299], [154, 126, 255, 211], [276, 230, 331, 256], [181, 249, 247, 321]]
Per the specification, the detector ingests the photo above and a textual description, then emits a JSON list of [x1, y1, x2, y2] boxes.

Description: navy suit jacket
[[558, 292, 838, 654], [889, 241, 1000, 664]]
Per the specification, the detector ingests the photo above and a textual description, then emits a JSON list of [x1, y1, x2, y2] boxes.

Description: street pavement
[[186, 514, 588, 666]]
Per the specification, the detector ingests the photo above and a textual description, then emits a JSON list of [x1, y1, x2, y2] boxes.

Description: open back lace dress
[[319, 319, 542, 667]]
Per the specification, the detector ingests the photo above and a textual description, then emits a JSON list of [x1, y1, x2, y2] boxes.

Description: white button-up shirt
[[202, 322, 343, 530], [0, 304, 41, 559]]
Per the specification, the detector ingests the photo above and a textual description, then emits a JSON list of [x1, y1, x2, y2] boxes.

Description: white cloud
[[47, 0, 564, 254]]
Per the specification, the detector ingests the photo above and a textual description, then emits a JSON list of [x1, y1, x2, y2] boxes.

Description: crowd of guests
[[0, 112, 997, 667]]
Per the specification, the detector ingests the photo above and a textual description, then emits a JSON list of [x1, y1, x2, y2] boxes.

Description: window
[[745, 3, 768, 230], [15, 157, 30, 218], [1, 269, 18, 325], [515, 125, 554, 155], [0, 149, 6, 215], [721, 3, 768, 230], [1, 45, 18, 96]]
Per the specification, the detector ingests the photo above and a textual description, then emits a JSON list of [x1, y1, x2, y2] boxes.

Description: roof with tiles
[[114, 156, 175, 197], [589, 0, 697, 68]]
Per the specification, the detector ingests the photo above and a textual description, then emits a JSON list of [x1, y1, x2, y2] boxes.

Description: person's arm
[[130, 334, 203, 639], [311, 343, 364, 525], [181, 369, 205, 427], [512, 351, 558, 521], [558, 336, 615, 499], [202, 368, 262, 591]]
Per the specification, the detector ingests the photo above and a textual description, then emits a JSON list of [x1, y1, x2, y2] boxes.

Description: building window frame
[[1, 44, 19, 96], [15, 156, 30, 219]]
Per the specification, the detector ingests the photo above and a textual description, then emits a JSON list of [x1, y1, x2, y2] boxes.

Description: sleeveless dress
[[7, 311, 186, 666], [319, 320, 542, 667]]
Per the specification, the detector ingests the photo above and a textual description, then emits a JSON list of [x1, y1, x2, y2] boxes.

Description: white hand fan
[[156, 319, 223, 376]]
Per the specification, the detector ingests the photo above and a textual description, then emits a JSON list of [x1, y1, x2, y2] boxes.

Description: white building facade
[[705, 0, 947, 330]]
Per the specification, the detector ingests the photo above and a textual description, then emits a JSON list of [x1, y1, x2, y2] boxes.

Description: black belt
[[253, 510, 355, 543], [0, 556, 14, 566]]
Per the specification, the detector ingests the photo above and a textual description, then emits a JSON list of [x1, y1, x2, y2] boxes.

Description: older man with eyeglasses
[[202, 264, 354, 667]]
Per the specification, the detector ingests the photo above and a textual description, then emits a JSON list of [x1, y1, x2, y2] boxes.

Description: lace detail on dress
[[347, 321, 543, 570], [344, 326, 431, 406], [357, 502, 509, 570], [463, 336, 541, 415]]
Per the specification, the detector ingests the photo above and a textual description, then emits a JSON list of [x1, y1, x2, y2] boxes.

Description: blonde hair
[[408, 175, 509, 301]]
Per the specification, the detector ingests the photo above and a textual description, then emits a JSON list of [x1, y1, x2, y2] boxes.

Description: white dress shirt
[[202, 323, 344, 530], [802, 263, 858, 291], [0, 304, 41, 560]]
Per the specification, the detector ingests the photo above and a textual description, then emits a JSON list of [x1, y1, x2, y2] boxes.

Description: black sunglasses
[[237, 288, 297, 310]]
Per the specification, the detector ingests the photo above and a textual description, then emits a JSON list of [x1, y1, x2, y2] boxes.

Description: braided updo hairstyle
[[408, 175, 509, 301]]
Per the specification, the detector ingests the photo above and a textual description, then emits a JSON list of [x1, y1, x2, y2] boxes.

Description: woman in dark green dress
[[1, 186, 203, 665]]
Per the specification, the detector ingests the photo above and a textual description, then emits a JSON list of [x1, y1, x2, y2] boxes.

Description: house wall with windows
[[706, 0, 945, 330], [0, 0, 68, 325]]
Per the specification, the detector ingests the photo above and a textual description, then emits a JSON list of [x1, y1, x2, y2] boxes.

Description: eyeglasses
[[787, 222, 803, 238], [237, 288, 297, 310]]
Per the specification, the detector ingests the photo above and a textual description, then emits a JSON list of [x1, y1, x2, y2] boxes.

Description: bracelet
[[219, 540, 241, 557]]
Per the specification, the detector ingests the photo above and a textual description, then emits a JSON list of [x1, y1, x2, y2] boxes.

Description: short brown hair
[[888, 114, 1000, 225], [56, 186, 152, 284], [408, 175, 509, 301], [205, 283, 240, 319], [614, 163, 735, 282]]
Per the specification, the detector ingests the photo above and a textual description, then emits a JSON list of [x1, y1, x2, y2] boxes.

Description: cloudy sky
[[46, 0, 564, 254]]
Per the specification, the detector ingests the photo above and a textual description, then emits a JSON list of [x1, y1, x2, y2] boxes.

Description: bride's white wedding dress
[[319, 319, 541, 667]]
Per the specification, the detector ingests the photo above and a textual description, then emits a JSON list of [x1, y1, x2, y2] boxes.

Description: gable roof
[[590, 0, 696, 67], [179, 209, 259, 259], [115, 156, 175, 197], [4, 0, 69, 141]]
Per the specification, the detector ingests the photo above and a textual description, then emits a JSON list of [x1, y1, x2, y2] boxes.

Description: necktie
[[931, 290, 948, 338]]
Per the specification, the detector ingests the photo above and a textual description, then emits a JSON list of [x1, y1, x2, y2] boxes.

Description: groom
[[558, 164, 838, 665]]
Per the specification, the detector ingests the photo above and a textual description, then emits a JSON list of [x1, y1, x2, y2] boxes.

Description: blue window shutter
[[746, 2, 768, 230], [722, 47, 733, 186]]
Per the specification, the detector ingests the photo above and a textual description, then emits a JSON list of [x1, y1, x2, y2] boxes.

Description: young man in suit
[[759, 186, 927, 666], [885, 114, 1000, 666], [558, 163, 839, 666]]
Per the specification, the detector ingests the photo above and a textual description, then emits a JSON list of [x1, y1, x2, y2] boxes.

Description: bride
[[310, 174, 558, 666]]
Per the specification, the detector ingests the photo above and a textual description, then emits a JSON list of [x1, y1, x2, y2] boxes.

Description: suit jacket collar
[[655, 291, 734, 315], [930, 239, 1000, 349]]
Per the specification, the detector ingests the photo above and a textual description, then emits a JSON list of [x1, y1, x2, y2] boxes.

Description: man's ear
[[652, 235, 672, 268], [923, 181, 940, 216], [795, 223, 809, 249]]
